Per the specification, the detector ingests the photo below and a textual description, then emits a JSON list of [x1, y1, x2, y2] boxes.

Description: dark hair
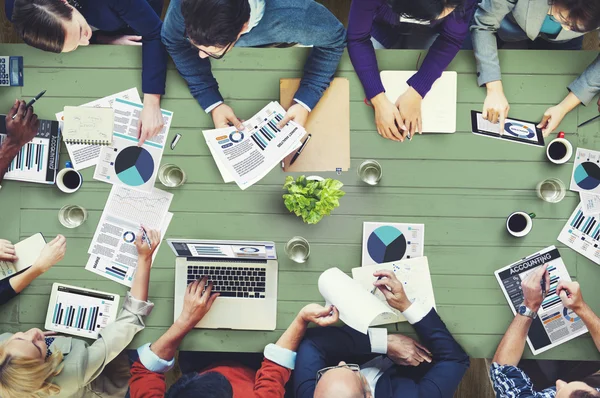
[[570, 391, 600, 398], [388, 0, 465, 21], [12, 0, 73, 53], [166, 372, 233, 398], [181, 0, 251, 47], [549, 0, 600, 32]]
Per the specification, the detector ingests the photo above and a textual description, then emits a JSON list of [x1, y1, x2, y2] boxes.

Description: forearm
[[556, 91, 582, 114], [576, 304, 600, 351], [150, 319, 192, 360], [492, 315, 532, 366], [9, 267, 42, 293], [130, 256, 151, 301], [276, 315, 308, 352]]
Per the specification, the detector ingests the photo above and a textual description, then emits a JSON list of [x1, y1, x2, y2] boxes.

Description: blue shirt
[[5, 0, 167, 95], [490, 362, 600, 397], [540, 15, 562, 36]]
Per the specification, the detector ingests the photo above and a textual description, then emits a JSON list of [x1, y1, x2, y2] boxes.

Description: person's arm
[[373, 270, 469, 397], [161, 0, 223, 111], [1, 100, 39, 185], [470, 0, 517, 87], [79, 230, 158, 386], [537, 92, 582, 136], [131, 277, 218, 398], [557, 281, 600, 352], [568, 54, 600, 108]]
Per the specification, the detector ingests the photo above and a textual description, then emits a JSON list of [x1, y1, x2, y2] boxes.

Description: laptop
[[169, 239, 278, 331]]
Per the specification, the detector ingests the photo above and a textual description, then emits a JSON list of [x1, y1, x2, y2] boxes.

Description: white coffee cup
[[56, 168, 83, 193], [546, 136, 573, 165], [506, 211, 536, 237]]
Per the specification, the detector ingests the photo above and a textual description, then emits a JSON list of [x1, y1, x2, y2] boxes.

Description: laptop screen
[[167, 240, 277, 260]]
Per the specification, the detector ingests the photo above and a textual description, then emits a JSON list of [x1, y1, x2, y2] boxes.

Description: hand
[[537, 104, 568, 137], [278, 103, 309, 128], [557, 281, 585, 313], [0, 239, 17, 262], [521, 264, 550, 313], [395, 87, 423, 139], [299, 304, 339, 327], [138, 95, 165, 145], [178, 277, 219, 328], [97, 34, 142, 46], [387, 334, 432, 366], [211, 103, 244, 130], [32, 235, 66, 273], [483, 81, 510, 131], [371, 93, 405, 142], [373, 270, 411, 312], [135, 227, 160, 260], [5, 100, 39, 147]]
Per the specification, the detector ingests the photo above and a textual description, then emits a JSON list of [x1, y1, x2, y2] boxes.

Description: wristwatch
[[518, 303, 537, 319]]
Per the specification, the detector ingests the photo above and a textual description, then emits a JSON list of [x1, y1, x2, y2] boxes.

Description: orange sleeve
[[253, 358, 292, 398], [129, 360, 168, 398]]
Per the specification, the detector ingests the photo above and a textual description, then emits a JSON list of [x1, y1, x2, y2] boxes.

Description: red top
[[130, 359, 291, 398]]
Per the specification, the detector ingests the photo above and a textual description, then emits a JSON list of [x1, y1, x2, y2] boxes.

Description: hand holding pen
[[557, 281, 585, 313], [372, 270, 411, 312], [135, 227, 160, 260], [12, 90, 45, 120]]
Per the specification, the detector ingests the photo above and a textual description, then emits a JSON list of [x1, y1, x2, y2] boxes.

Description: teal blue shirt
[[540, 15, 562, 35]]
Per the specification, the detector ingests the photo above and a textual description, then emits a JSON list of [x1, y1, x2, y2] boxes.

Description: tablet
[[471, 110, 545, 147], [45, 283, 120, 339]]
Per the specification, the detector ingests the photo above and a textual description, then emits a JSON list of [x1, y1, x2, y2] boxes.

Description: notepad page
[[62, 106, 114, 144]]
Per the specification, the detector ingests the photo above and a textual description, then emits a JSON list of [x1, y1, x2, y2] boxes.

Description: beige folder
[[280, 78, 350, 172]]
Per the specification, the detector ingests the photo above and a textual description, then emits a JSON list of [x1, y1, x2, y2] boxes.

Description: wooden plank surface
[[1, 44, 599, 360]]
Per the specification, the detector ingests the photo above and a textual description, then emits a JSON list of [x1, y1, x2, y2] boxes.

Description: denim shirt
[[161, 0, 346, 112]]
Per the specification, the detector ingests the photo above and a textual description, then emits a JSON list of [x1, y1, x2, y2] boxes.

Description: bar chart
[[47, 285, 118, 338], [558, 203, 600, 265]]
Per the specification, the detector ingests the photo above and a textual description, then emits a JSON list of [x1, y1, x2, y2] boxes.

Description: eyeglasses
[[548, 7, 586, 33], [316, 364, 369, 398], [185, 36, 234, 60]]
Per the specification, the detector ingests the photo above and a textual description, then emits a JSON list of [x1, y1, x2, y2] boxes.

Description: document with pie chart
[[94, 98, 173, 192], [362, 222, 424, 266], [570, 148, 600, 195]]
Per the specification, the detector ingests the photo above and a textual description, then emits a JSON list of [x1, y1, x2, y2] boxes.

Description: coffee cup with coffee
[[506, 211, 536, 237], [56, 167, 83, 193], [546, 132, 573, 165]]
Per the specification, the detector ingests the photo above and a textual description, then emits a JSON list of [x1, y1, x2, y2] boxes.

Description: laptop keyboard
[[187, 265, 267, 299]]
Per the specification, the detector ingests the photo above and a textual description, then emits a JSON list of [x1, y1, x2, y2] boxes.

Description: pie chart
[[574, 162, 600, 190], [114, 147, 154, 187], [367, 226, 407, 263], [504, 122, 535, 139]]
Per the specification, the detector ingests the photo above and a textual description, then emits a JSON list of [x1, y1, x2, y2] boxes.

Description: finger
[[278, 113, 292, 129], [388, 126, 402, 142], [16, 100, 26, 119], [482, 107, 489, 121], [43, 331, 57, 336], [196, 276, 208, 296], [409, 357, 420, 367], [417, 350, 432, 363], [202, 282, 214, 302], [206, 291, 219, 308], [7, 99, 19, 118], [24, 105, 34, 123], [190, 279, 201, 296], [377, 285, 395, 301], [51, 235, 62, 244], [537, 114, 550, 128], [31, 114, 39, 128], [490, 110, 499, 124], [129, 35, 143, 41], [186, 280, 194, 295], [2, 247, 16, 255], [330, 306, 340, 322], [393, 112, 407, 139], [417, 117, 423, 136], [499, 109, 507, 133]]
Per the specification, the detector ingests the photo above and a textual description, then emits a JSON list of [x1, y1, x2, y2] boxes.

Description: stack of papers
[[203, 102, 306, 190], [86, 185, 174, 287]]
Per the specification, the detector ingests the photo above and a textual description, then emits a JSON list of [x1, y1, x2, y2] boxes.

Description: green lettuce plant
[[282, 175, 345, 224]]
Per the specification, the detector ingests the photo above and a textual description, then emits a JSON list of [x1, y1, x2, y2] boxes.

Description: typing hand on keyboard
[[187, 265, 268, 299], [178, 276, 219, 328]]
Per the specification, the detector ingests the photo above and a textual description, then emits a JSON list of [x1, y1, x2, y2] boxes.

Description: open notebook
[[0, 233, 46, 280], [62, 106, 114, 145]]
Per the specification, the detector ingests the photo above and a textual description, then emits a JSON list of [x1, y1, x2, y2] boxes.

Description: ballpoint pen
[[289, 134, 312, 166], [141, 227, 152, 250], [578, 114, 600, 128], [12, 90, 46, 119]]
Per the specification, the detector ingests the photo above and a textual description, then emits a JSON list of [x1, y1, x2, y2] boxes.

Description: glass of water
[[285, 236, 310, 263], [358, 160, 382, 185], [159, 164, 187, 188], [58, 205, 88, 228], [536, 178, 566, 203]]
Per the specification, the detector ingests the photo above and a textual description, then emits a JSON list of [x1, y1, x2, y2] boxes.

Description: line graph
[[106, 186, 173, 228]]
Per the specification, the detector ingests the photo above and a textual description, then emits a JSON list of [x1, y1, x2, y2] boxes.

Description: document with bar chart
[[558, 203, 600, 265], [203, 101, 305, 189], [0, 116, 61, 184], [495, 246, 588, 355], [45, 283, 120, 339]]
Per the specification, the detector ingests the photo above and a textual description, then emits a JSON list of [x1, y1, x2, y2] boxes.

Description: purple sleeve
[[407, 0, 478, 97], [347, 0, 390, 101]]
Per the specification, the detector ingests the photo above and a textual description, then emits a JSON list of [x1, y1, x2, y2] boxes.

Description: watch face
[[518, 306, 526, 315]]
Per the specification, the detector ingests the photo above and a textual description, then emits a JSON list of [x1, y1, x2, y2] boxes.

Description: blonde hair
[[0, 342, 64, 398]]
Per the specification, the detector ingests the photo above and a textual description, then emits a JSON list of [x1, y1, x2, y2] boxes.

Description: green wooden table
[[1, 44, 599, 360]]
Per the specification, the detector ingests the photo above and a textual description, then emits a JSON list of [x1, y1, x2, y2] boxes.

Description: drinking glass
[[285, 236, 310, 263], [58, 205, 88, 228], [159, 164, 187, 188], [357, 160, 382, 185], [536, 178, 566, 203]]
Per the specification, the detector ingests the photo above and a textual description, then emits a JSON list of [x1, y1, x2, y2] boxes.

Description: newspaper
[[494, 246, 588, 355]]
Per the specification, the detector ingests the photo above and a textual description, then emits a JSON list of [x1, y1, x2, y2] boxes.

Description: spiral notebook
[[62, 106, 114, 145]]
